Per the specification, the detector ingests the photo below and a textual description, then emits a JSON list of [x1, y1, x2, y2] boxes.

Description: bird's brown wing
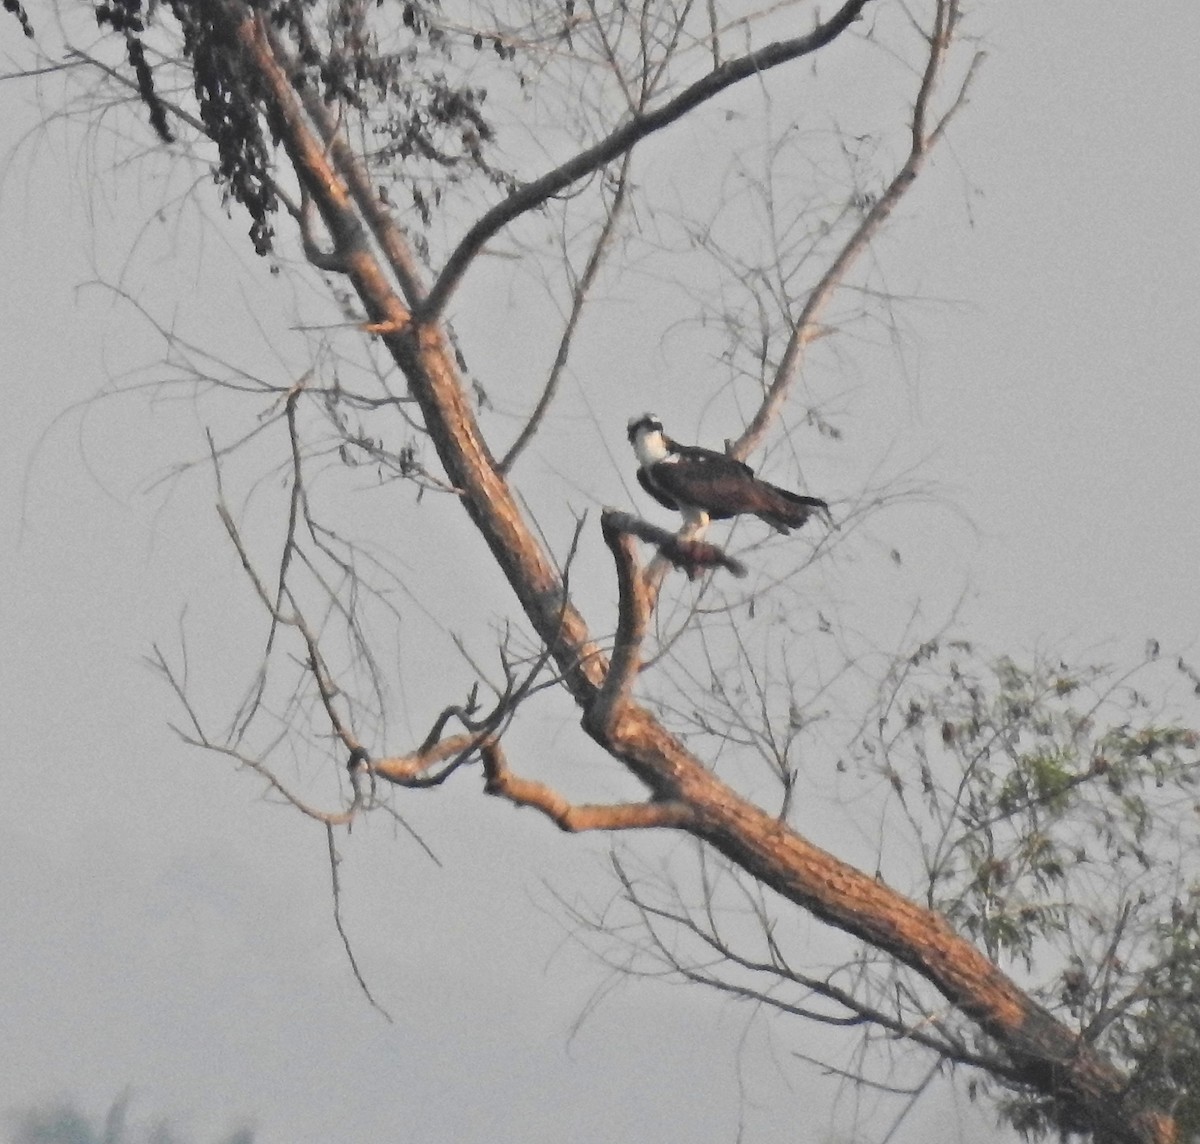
[[648, 457, 751, 520], [637, 466, 680, 512], [654, 459, 829, 531]]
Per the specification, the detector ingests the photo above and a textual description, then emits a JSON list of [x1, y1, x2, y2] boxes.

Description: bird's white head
[[626, 413, 670, 467]]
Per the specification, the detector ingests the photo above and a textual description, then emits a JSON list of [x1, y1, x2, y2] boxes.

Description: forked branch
[[591, 509, 748, 738]]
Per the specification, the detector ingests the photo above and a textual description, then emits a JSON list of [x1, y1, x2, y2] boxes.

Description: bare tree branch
[[733, 0, 980, 461], [326, 824, 394, 1022], [422, 0, 872, 319], [500, 151, 634, 473], [604, 510, 748, 581], [481, 741, 696, 832]]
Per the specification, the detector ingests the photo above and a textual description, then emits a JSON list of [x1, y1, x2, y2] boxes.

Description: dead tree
[[8, 1, 1196, 1140]]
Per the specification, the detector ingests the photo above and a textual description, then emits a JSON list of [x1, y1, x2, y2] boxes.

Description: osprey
[[627, 414, 829, 533]]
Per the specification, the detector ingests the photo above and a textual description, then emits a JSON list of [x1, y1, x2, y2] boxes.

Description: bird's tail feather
[[758, 484, 831, 533]]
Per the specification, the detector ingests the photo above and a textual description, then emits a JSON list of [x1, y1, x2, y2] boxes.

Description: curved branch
[[326, 824, 394, 1021], [422, 0, 872, 319], [500, 151, 634, 473], [367, 732, 482, 786], [732, 0, 979, 460], [482, 742, 696, 832]]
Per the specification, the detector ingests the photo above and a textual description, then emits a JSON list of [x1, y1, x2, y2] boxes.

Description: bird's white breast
[[633, 428, 670, 467]]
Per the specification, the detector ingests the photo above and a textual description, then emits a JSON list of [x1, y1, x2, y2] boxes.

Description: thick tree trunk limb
[[225, 4, 610, 711], [586, 698, 1167, 1143]]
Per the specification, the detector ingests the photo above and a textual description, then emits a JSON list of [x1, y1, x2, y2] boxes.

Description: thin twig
[[500, 151, 634, 472], [326, 824, 394, 1021]]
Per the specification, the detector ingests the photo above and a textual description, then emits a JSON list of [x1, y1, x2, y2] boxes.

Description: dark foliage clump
[[171, 0, 279, 254], [4, 0, 34, 38], [88, 0, 511, 257], [94, 0, 175, 142]]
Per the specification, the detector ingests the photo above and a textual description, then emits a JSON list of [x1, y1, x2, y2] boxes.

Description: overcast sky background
[[3, 3, 1199, 1143]]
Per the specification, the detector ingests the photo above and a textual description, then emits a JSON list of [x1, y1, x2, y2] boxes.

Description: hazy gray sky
[[3, 4, 1199, 1143]]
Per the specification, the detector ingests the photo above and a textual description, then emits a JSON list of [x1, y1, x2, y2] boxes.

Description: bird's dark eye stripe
[[626, 413, 662, 438]]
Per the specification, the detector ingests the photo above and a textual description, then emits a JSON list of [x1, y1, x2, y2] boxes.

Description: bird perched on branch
[[626, 413, 830, 533]]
